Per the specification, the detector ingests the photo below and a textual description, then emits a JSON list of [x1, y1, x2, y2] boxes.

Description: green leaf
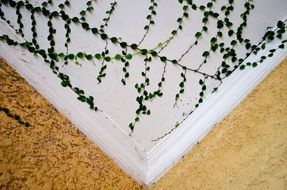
[[85, 54, 93, 60], [183, 5, 188, 10], [80, 10, 86, 16], [111, 37, 117, 43], [217, 31, 223, 37], [77, 52, 84, 58], [129, 44, 137, 50], [191, 4, 197, 10], [217, 20, 224, 29], [279, 44, 285, 49], [277, 20, 284, 28], [157, 42, 163, 48], [172, 59, 177, 64], [129, 123, 134, 130], [202, 51, 210, 57], [81, 23, 89, 30], [125, 54, 132, 60], [95, 53, 101, 59], [114, 54, 121, 60], [202, 85, 206, 91], [150, 51, 157, 56], [72, 17, 79, 23], [239, 65, 245, 70], [67, 54, 74, 60], [199, 79, 204, 85], [91, 28, 98, 34], [120, 42, 127, 48], [100, 34, 107, 40], [61, 80, 69, 87], [231, 40, 237, 46], [195, 32, 202, 38], [160, 56, 167, 62], [171, 30, 177, 35], [77, 96, 86, 102], [104, 56, 111, 62], [141, 49, 148, 55], [211, 44, 218, 51]]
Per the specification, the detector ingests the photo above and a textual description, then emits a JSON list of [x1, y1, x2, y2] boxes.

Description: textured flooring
[[0, 57, 287, 190], [0, 58, 142, 190], [152, 58, 287, 189]]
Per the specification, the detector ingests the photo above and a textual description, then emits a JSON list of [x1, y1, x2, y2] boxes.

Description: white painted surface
[[1, 0, 287, 186]]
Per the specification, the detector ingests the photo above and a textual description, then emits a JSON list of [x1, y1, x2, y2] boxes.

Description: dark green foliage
[[0, 0, 286, 135], [0, 106, 30, 127]]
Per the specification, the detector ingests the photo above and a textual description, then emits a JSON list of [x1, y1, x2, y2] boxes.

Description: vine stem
[[137, 0, 157, 47], [172, 60, 220, 80]]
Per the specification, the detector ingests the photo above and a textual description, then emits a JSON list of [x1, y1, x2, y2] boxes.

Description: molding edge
[[145, 34, 287, 186]]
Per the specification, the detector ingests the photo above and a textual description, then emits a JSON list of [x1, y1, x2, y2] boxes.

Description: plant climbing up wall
[[0, 0, 286, 146]]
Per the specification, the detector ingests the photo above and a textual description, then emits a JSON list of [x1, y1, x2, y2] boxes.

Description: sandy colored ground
[[152, 58, 287, 189], [0, 58, 143, 190], [0, 57, 286, 190]]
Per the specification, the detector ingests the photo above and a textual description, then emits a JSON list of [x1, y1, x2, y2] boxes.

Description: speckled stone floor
[[0, 57, 286, 190], [0, 58, 142, 190], [152, 59, 287, 190]]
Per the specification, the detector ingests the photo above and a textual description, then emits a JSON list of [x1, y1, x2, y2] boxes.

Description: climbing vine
[[0, 0, 286, 139], [0, 106, 30, 127]]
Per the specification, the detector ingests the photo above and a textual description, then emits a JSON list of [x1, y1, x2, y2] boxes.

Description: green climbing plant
[[0, 0, 286, 139]]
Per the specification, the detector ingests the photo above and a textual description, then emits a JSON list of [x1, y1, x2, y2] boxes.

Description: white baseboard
[[1, 19, 286, 186], [144, 36, 287, 185]]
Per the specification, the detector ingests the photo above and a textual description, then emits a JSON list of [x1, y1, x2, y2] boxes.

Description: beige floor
[[0, 57, 286, 190]]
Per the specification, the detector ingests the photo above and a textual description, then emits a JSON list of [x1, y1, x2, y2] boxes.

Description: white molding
[[1, 19, 287, 187], [144, 34, 287, 185]]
